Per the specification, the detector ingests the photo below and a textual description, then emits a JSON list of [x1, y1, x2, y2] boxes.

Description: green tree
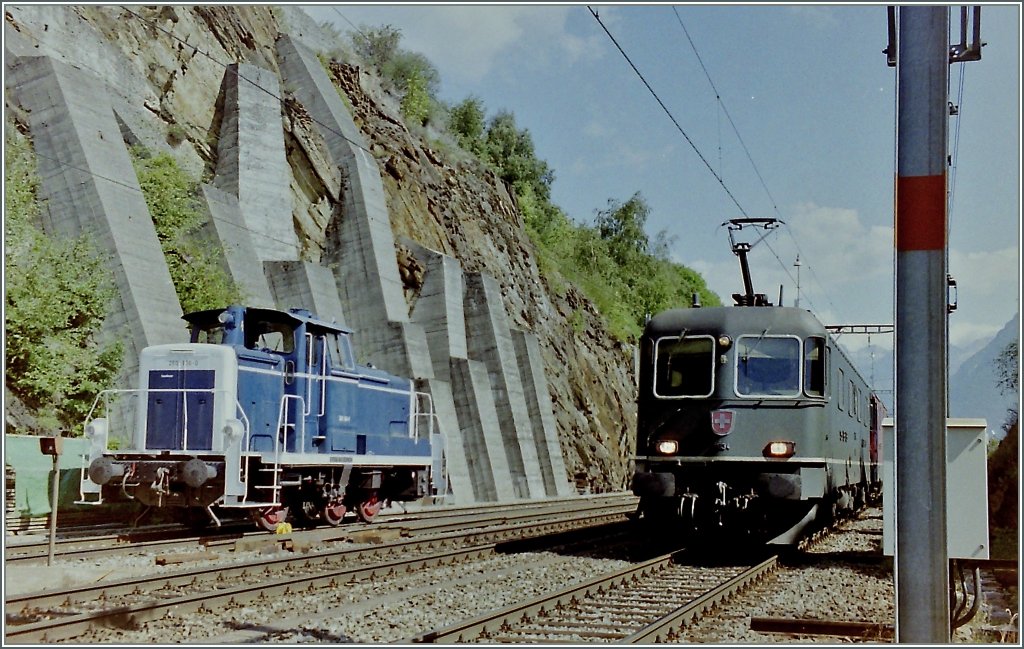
[[346, 25, 441, 126], [399, 68, 431, 126], [995, 340, 1019, 401], [349, 24, 401, 71], [4, 126, 123, 433], [988, 340, 1018, 536], [484, 111, 554, 202], [385, 50, 440, 96], [448, 96, 489, 156], [595, 193, 652, 267]]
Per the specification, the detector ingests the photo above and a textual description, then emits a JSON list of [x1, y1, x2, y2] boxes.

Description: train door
[[301, 332, 328, 454], [869, 394, 884, 483], [324, 333, 360, 453], [145, 369, 215, 450]]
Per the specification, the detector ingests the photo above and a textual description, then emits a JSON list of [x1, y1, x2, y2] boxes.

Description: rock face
[[3, 6, 636, 492]]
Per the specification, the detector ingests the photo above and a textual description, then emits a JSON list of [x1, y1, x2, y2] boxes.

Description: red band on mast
[[896, 174, 947, 251]]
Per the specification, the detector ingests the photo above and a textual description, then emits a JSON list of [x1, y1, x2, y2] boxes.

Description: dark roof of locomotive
[[183, 305, 353, 335], [645, 305, 826, 338]]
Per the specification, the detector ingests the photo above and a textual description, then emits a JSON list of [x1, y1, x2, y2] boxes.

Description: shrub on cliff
[[448, 97, 489, 157], [331, 26, 721, 342], [450, 103, 720, 340], [130, 148, 243, 313], [346, 24, 443, 126], [571, 193, 721, 339], [4, 125, 123, 434]]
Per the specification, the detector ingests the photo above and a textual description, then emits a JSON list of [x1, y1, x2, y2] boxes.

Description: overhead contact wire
[[587, 6, 749, 218], [671, 7, 840, 319]]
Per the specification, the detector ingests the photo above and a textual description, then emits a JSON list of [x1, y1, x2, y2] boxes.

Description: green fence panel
[[4, 434, 92, 516]]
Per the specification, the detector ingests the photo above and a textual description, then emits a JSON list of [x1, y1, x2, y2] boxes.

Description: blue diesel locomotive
[[631, 219, 884, 543], [79, 305, 438, 530]]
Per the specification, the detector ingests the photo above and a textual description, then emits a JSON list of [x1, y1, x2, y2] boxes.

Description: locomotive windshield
[[736, 336, 801, 397], [653, 335, 715, 398]]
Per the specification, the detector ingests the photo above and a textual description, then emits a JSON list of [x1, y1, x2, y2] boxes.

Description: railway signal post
[[39, 436, 64, 566]]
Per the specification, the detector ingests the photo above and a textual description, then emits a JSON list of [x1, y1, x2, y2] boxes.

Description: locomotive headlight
[[718, 335, 732, 349], [763, 440, 796, 458], [656, 440, 679, 455]]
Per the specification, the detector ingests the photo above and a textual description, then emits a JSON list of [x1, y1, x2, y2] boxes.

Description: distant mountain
[[949, 336, 991, 376], [835, 314, 1019, 431], [950, 314, 1020, 437]]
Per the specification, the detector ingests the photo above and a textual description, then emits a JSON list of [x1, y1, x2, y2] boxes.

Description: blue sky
[[303, 4, 1021, 354]]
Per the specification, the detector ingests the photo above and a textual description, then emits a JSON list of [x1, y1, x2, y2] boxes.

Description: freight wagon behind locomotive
[[631, 219, 884, 544], [79, 305, 440, 530]]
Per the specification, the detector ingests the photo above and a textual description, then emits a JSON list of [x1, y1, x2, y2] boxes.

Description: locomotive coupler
[[152, 467, 170, 496], [715, 481, 729, 507], [679, 492, 698, 519], [733, 491, 757, 510]]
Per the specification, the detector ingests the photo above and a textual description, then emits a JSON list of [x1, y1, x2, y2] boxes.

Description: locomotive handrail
[[412, 391, 436, 441], [234, 400, 252, 489], [258, 394, 307, 506]]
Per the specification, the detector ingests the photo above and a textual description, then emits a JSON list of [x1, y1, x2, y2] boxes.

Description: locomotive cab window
[[653, 335, 715, 398], [326, 333, 356, 372], [735, 335, 801, 397], [245, 319, 295, 354], [803, 337, 826, 397], [191, 323, 225, 345]]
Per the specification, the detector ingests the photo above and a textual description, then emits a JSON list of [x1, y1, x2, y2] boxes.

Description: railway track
[[409, 552, 779, 643], [4, 504, 634, 644], [5, 493, 637, 565]]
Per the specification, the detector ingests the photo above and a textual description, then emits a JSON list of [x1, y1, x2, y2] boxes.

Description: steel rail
[[620, 555, 778, 643], [6, 494, 637, 564], [5, 543, 498, 644], [408, 554, 778, 644], [408, 552, 682, 643], [5, 500, 635, 568], [5, 508, 632, 621]]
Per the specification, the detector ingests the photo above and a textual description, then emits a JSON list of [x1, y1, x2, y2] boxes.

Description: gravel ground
[[678, 511, 894, 643], [677, 509, 1018, 644], [11, 508, 1019, 644]]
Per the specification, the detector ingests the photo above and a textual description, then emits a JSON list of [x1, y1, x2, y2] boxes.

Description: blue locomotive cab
[[79, 305, 436, 529]]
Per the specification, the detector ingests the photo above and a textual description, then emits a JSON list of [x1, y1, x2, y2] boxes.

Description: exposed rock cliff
[[4, 5, 635, 491]]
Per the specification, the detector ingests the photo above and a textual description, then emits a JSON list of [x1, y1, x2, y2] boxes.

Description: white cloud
[[949, 320, 1005, 349], [335, 6, 590, 85], [687, 203, 893, 322], [949, 247, 1018, 302], [948, 246, 1019, 347]]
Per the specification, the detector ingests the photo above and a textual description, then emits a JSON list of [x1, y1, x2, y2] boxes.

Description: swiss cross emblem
[[710, 410, 734, 436]]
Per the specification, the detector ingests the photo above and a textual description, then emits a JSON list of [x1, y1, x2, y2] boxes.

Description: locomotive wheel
[[322, 501, 347, 526], [357, 494, 382, 523], [252, 505, 288, 532]]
